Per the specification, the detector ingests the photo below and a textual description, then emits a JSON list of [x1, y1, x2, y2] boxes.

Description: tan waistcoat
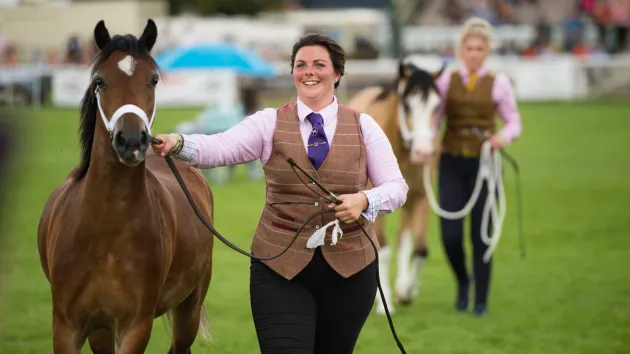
[[250, 102, 378, 280], [442, 71, 497, 157]]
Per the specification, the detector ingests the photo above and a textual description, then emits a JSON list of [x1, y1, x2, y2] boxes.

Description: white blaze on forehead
[[117, 55, 136, 76], [408, 90, 440, 137]]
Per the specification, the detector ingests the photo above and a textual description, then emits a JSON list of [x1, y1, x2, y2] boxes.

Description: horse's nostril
[[140, 131, 148, 145], [115, 131, 126, 146]]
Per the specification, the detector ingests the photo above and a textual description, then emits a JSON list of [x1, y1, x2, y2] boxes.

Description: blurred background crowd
[[0, 0, 628, 113], [0, 0, 628, 67]]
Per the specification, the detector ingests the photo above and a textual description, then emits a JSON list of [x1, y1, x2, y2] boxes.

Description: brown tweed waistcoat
[[442, 71, 497, 157], [251, 102, 378, 280]]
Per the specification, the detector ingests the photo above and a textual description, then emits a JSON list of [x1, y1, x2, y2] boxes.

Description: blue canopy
[[154, 43, 277, 78]]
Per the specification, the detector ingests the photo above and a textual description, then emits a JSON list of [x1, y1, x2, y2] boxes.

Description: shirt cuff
[[360, 189, 381, 223], [172, 134, 196, 162], [499, 132, 512, 145]]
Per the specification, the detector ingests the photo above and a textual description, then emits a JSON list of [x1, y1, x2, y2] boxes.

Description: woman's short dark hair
[[290, 33, 346, 89]]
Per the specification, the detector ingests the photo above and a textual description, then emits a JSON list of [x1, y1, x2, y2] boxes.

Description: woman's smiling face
[[292, 45, 339, 104]]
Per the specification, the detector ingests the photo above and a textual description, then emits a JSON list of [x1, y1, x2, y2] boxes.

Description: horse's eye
[[94, 77, 105, 89], [150, 75, 159, 87]]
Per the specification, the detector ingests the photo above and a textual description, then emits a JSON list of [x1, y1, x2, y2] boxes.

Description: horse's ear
[[94, 20, 111, 50], [398, 60, 406, 78], [434, 61, 447, 79], [139, 19, 158, 52], [398, 59, 415, 79]]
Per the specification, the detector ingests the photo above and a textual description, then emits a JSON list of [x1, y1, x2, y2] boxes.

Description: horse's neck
[[82, 127, 148, 212]]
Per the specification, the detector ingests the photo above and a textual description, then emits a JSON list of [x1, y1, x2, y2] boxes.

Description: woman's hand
[[151, 133, 179, 157], [329, 193, 369, 224], [489, 133, 506, 150]]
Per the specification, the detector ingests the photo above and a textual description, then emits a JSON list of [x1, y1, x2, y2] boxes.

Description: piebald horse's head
[[396, 61, 445, 163]]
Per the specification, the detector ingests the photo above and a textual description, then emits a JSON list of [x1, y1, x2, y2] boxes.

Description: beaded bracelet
[[170, 134, 184, 155]]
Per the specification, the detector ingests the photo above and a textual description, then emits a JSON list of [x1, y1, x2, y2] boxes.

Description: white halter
[[95, 89, 157, 138], [306, 219, 344, 249], [397, 81, 414, 149]]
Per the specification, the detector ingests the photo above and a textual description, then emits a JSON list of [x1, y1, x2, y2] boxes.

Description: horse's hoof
[[395, 280, 420, 305], [396, 296, 413, 307]]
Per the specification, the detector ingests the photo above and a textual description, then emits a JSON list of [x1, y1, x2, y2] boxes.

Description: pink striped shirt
[[176, 96, 409, 219], [434, 65, 523, 144]]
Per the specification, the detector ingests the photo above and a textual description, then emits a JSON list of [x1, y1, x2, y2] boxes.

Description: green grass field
[[1, 99, 629, 353]]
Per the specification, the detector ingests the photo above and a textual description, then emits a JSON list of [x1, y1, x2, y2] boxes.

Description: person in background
[[427, 17, 523, 316]]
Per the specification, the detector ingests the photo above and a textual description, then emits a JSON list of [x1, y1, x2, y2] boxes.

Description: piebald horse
[[348, 61, 444, 314], [37, 20, 214, 353]]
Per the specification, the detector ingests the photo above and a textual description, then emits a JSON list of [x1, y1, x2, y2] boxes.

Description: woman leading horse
[[38, 20, 214, 353], [152, 33, 409, 354]]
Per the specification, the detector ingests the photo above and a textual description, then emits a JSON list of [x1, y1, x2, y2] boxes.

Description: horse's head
[[396, 60, 445, 164], [89, 19, 160, 167]]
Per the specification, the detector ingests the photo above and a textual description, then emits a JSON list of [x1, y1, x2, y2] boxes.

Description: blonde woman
[[430, 17, 522, 316]]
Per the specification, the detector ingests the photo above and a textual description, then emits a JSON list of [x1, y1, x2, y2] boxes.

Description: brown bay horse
[[348, 61, 444, 315], [37, 19, 214, 353]]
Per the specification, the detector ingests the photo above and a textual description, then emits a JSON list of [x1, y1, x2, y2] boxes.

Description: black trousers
[[250, 248, 377, 354], [438, 153, 494, 306]]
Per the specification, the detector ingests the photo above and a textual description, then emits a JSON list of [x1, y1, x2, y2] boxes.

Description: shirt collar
[[459, 64, 488, 79], [297, 95, 338, 126]]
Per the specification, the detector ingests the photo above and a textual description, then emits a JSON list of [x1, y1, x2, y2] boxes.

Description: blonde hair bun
[[459, 17, 494, 45]]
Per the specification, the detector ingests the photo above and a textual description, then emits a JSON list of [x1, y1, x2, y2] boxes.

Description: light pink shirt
[[434, 65, 523, 144], [178, 96, 409, 216]]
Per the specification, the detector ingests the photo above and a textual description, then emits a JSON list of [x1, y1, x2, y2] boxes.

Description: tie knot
[[467, 72, 479, 91], [306, 112, 324, 126]]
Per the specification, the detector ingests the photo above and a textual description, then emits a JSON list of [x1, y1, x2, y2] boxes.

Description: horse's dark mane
[[373, 65, 438, 103], [73, 34, 160, 180], [405, 68, 438, 102], [374, 81, 396, 101]]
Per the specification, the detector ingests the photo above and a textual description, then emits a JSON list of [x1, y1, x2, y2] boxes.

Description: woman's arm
[[171, 108, 277, 169], [493, 74, 523, 145], [357, 113, 409, 222]]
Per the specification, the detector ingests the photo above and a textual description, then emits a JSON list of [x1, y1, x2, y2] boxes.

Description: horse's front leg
[[52, 313, 84, 354], [374, 214, 396, 316], [118, 315, 155, 354], [396, 196, 430, 305]]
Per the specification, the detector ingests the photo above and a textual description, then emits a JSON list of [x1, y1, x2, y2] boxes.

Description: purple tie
[[306, 112, 329, 170]]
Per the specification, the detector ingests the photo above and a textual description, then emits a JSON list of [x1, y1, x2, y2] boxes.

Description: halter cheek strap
[[397, 81, 433, 150], [95, 89, 157, 139], [397, 81, 413, 149]]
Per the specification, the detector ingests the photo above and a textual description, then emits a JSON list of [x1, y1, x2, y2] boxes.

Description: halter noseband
[[95, 88, 157, 140]]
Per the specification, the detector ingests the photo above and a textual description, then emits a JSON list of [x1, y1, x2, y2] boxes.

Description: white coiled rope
[[423, 141, 506, 263]]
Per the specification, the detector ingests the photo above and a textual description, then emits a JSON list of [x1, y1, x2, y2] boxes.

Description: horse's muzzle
[[410, 139, 434, 165], [112, 127, 149, 166]]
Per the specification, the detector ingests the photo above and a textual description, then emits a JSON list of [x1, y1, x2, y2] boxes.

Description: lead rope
[[423, 140, 525, 262], [152, 138, 408, 353], [423, 141, 505, 262]]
